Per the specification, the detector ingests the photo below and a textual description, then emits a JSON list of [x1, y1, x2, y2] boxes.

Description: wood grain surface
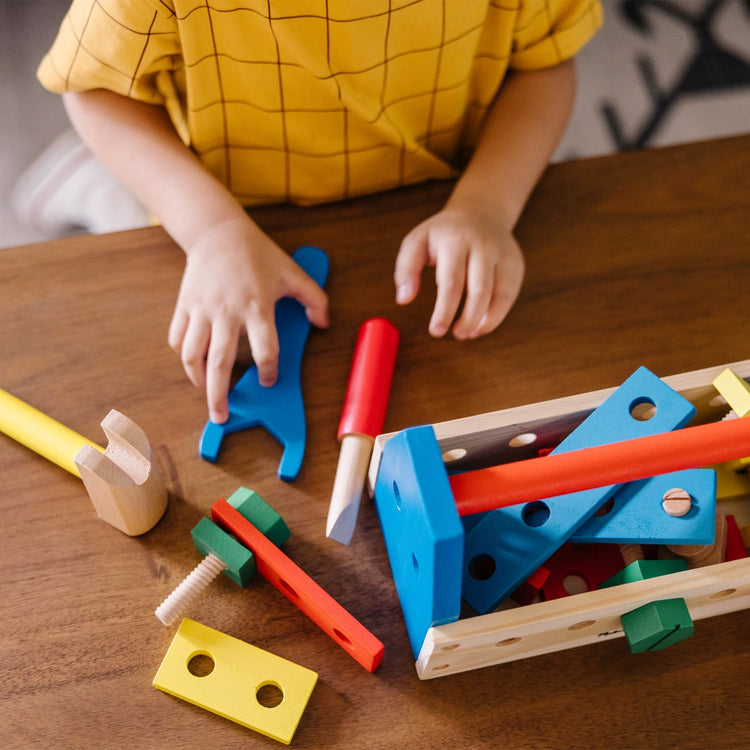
[[2, 135, 749, 749]]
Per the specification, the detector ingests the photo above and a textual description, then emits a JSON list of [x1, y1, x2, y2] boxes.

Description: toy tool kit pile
[[368, 360, 750, 679]]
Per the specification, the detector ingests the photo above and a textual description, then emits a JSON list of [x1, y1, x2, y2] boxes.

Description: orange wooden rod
[[450, 417, 750, 516]]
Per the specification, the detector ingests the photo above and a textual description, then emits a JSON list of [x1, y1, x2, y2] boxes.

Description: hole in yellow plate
[[187, 652, 215, 678], [256, 682, 284, 709]]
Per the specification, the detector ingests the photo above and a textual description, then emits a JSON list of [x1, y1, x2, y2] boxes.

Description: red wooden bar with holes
[[211, 498, 385, 672]]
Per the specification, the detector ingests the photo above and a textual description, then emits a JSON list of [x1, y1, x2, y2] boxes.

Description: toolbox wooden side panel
[[416, 558, 750, 679]]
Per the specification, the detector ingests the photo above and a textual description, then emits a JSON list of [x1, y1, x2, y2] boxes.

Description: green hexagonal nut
[[620, 598, 694, 653], [599, 559, 693, 654], [191, 517, 257, 586], [226, 487, 291, 547]]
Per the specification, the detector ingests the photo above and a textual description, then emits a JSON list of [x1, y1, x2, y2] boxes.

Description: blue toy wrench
[[199, 246, 329, 481]]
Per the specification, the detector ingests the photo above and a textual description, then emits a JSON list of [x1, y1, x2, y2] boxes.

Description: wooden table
[[2, 135, 749, 749]]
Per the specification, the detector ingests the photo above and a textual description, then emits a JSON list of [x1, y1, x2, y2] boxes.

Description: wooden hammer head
[[74, 410, 167, 536]]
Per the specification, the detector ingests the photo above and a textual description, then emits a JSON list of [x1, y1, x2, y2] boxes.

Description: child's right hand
[[168, 216, 329, 424], [393, 202, 525, 340]]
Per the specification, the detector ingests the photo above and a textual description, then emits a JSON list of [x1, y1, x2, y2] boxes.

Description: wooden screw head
[[662, 488, 692, 517]]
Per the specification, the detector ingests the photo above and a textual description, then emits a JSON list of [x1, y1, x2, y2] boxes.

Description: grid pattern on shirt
[[39, 0, 603, 206]]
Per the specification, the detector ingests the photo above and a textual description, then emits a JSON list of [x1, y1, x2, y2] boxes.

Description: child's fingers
[[180, 315, 211, 389], [394, 229, 429, 305], [452, 250, 494, 340], [429, 243, 468, 338], [205, 319, 240, 424], [285, 268, 330, 329], [246, 313, 280, 388], [469, 248, 525, 338], [167, 307, 189, 353]]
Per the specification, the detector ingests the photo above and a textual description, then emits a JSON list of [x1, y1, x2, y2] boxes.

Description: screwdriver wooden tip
[[326, 434, 373, 544]]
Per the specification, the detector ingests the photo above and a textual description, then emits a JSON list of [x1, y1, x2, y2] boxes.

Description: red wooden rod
[[450, 417, 750, 516]]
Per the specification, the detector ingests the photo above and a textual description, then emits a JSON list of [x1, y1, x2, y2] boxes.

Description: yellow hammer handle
[[0, 388, 103, 477]]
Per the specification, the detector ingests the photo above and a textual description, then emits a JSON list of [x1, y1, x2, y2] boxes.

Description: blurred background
[[1, 0, 749, 249]]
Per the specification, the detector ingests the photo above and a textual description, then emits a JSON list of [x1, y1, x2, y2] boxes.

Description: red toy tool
[[327, 318, 399, 544], [450, 416, 750, 516], [212, 498, 385, 672]]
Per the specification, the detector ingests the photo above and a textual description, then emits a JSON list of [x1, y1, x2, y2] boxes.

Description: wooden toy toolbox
[[367, 359, 750, 679]]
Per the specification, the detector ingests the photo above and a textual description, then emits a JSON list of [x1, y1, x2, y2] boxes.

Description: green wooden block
[[226, 487, 291, 547], [191, 517, 257, 586], [620, 598, 694, 653], [599, 558, 687, 588]]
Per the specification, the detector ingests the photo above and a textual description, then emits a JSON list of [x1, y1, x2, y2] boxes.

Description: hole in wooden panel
[[709, 588, 737, 599], [332, 628, 353, 647], [509, 433, 537, 448], [494, 637, 522, 647], [568, 620, 597, 631], [442, 448, 467, 462], [278, 578, 300, 599]]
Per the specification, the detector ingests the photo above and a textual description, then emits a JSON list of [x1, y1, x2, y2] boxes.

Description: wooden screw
[[662, 487, 692, 518]]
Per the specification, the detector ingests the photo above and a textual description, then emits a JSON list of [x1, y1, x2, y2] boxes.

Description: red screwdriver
[[327, 318, 399, 544]]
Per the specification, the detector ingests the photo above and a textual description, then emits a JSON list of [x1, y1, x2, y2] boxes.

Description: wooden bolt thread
[[667, 513, 728, 569], [619, 544, 644, 567], [155, 552, 227, 625]]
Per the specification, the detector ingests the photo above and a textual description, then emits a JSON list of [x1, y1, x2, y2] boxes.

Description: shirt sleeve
[[511, 0, 603, 70], [37, 0, 180, 105]]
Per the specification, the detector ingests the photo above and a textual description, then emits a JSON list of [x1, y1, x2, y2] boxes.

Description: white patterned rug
[[556, 0, 750, 160]]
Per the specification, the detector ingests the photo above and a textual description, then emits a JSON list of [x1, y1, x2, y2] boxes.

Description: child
[[37, 0, 602, 424]]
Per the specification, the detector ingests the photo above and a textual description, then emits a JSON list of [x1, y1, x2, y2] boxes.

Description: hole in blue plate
[[468, 553, 496, 581], [522, 501, 550, 527], [629, 397, 657, 421]]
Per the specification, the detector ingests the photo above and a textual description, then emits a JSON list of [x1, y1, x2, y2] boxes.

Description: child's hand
[[168, 216, 329, 424], [394, 204, 524, 339]]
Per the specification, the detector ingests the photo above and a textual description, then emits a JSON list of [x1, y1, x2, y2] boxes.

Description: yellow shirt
[[39, 0, 602, 206]]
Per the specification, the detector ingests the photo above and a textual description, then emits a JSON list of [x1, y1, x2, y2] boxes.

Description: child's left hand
[[393, 203, 525, 339]]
